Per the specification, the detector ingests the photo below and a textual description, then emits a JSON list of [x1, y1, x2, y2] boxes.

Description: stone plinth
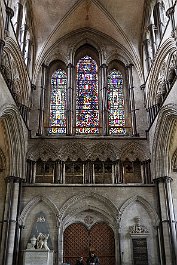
[[23, 250, 53, 265]]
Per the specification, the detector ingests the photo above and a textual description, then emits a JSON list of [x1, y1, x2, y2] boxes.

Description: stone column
[[20, 24, 28, 56], [84, 161, 93, 184], [37, 64, 47, 136], [24, 38, 32, 69], [67, 63, 74, 135], [114, 160, 123, 184], [143, 39, 151, 71], [154, 176, 177, 265], [26, 160, 35, 183], [100, 63, 108, 135], [141, 160, 151, 184], [54, 160, 64, 184], [148, 24, 156, 58], [13, 2, 23, 39], [126, 64, 139, 136], [166, 5, 176, 38], [0, 176, 22, 265], [0, 39, 5, 68], [4, 6, 14, 35]]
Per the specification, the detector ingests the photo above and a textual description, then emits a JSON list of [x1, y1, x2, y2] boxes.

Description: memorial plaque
[[132, 238, 148, 265]]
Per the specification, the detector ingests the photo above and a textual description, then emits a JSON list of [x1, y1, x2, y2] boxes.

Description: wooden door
[[63, 223, 115, 265]]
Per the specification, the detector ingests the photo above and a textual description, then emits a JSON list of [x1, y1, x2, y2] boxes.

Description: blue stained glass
[[107, 69, 126, 135], [49, 69, 67, 134], [76, 55, 99, 134]]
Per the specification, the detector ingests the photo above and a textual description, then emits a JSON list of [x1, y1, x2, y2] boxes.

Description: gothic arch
[[120, 141, 149, 161], [27, 141, 59, 161], [4, 37, 31, 106], [119, 195, 159, 227], [0, 103, 26, 178], [0, 148, 6, 176], [107, 51, 129, 66], [59, 142, 89, 161], [171, 146, 177, 172], [152, 104, 177, 178], [19, 195, 59, 226], [146, 38, 177, 108], [89, 142, 118, 161], [59, 192, 118, 221]]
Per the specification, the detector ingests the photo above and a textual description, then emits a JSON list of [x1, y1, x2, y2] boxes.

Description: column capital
[[41, 63, 48, 69], [153, 176, 173, 184], [166, 6, 175, 18], [67, 63, 74, 68], [143, 38, 151, 45], [100, 63, 108, 69], [126, 63, 134, 69], [148, 23, 156, 30], [31, 84, 36, 91], [140, 84, 146, 90], [5, 176, 25, 183], [0, 39, 5, 48], [6, 6, 14, 19]]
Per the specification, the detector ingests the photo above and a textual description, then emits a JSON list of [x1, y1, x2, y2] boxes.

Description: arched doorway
[[63, 223, 115, 265]]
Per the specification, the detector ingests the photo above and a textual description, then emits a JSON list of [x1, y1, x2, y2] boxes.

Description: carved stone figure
[[36, 233, 50, 250]]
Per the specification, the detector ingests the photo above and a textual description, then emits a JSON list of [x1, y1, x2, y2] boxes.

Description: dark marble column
[[100, 63, 108, 135], [37, 64, 48, 136], [67, 63, 74, 135], [148, 24, 156, 58], [143, 39, 151, 71], [54, 160, 64, 184], [0, 176, 23, 265], [114, 160, 123, 184], [4, 6, 14, 34], [0, 39, 5, 68], [166, 5, 176, 38], [126, 64, 139, 136], [14, 2, 23, 40], [154, 176, 177, 265]]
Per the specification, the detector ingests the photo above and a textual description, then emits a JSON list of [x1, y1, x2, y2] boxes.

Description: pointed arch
[[19, 195, 59, 226], [119, 195, 159, 227], [152, 104, 177, 178], [0, 103, 26, 178], [120, 141, 150, 161], [60, 192, 118, 221], [4, 37, 31, 106]]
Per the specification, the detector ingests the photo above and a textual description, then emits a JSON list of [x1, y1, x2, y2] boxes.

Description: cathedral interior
[[0, 0, 177, 265]]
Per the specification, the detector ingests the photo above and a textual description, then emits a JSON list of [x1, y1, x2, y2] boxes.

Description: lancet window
[[107, 69, 126, 135], [75, 55, 99, 134], [49, 69, 67, 134]]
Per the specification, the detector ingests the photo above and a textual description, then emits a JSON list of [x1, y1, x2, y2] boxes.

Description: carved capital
[[166, 6, 175, 18], [6, 6, 14, 19], [100, 63, 107, 69], [126, 63, 134, 69], [67, 63, 74, 69], [153, 176, 173, 184], [140, 84, 145, 90], [5, 176, 25, 183]]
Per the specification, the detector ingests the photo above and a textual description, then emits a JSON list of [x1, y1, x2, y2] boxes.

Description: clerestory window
[[48, 59, 128, 136], [75, 55, 99, 134], [48, 69, 67, 134]]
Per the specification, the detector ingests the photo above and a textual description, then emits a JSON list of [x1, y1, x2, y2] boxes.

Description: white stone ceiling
[[31, 0, 146, 57]]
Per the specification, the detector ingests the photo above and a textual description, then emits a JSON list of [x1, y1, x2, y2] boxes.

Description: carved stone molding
[[129, 216, 149, 235], [119, 195, 159, 227]]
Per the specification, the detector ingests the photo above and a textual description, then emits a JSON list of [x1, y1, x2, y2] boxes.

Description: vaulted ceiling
[[31, 0, 146, 59]]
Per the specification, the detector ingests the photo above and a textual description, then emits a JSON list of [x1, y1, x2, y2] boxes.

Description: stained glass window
[[107, 69, 126, 135], [48, 69, 67, 134], [76, 55, 99, 134]]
